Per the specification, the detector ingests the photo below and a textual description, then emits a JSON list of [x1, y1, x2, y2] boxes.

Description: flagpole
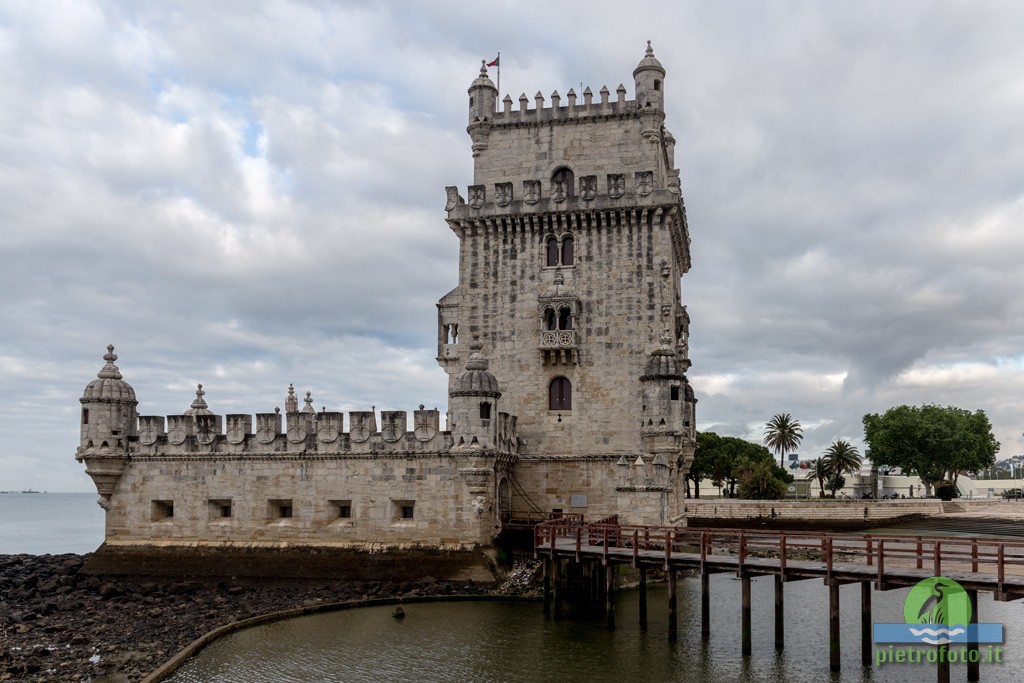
[[496, 51, 500, 99]]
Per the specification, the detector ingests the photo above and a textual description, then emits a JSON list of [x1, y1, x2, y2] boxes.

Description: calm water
[[0, 492, 105, 554], [168, 576, 1024, 683]]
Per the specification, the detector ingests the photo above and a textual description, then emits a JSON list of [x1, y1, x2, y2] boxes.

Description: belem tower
[[75, 44, 696, 552]]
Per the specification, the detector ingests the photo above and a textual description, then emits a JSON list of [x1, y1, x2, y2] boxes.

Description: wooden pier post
[[937, 644, 949, 683], [605, 563, 615, 631], [668, 569, 678, 642], [967, 589, 979, 682], [552, 558, 561, 617], [638, 566, 648, 630], [861, 581, 872, 667], [542, 558, 551, 616], [774, 574, 784, 650], [741, 574, 752, 656], [829, 581, 840, 672], [701, 572, 710, 639]]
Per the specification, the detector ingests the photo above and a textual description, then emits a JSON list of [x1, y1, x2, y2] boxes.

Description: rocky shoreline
[[1, 553, 508, 682]]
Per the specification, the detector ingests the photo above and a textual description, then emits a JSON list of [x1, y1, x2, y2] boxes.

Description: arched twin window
[[543, 306, 573, 331], [549, 377, 572, 411], [545, 235, 575, 267]]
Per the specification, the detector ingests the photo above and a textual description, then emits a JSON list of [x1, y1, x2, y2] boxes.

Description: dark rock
[[98, 583, 121, 600]]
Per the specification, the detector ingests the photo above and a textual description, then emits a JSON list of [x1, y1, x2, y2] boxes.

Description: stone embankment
[[0, 553, 489, 682], [678, 498, 1011, 530]]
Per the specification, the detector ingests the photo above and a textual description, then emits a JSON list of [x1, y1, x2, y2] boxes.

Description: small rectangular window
[[268, 499, 293, 521], [82, 409, 89, 424], [670, 386, 680, 401], [151, 500, 174, 521], [479, 402, 491, 419], [329, 499, 353, 524], [208, 499, 232, 519], [393, 499, 415, 522]]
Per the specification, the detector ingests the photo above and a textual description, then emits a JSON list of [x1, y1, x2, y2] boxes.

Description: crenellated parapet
[[444, 177, 690, 275], [131, 402, 519, 459], [446, 170, 680, 215]]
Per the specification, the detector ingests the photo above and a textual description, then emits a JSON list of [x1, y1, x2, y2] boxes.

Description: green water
[[167, 574, 1024, 682]]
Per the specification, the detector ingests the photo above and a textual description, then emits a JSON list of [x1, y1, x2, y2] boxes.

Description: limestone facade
[[75, 45, 696, 549]]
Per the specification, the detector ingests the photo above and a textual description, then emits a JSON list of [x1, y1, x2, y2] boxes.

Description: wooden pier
[[534, 515, 1024, 682]]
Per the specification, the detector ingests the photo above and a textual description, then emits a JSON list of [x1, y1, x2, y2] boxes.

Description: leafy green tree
[[686, 434, 716, 498], [764, 413, 804, 469], [825, 472, 846, 497], [863, 405, 1000, 497], [696, 431, 791, 498], [738, 459, 787, 499]]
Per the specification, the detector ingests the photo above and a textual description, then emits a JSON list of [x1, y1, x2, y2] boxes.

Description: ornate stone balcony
[[540, 330, 578, 365]]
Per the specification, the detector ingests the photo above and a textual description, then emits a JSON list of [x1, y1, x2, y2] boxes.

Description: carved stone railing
[[540, 330, 577, 349]]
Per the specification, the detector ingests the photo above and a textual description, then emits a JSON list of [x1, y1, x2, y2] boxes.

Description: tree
[[738, 459, 787, 499], [764, 413, 804, 469], [696, 431, 791, 498], [823, 440, 861, 477], [806, 457, 827, 498], [686, 434, 716, 498], [825, 472, 846, 497], [863, 405, 1000, 497]]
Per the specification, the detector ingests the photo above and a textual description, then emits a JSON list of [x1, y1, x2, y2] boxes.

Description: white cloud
[[2, 1, 1024, 490]]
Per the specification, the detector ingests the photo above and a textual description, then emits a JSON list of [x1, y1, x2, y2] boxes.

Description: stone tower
[[438, 44, 696, 523], [76, 345, 137, 509]]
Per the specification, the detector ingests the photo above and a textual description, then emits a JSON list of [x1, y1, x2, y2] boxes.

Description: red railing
[[534, 520, 1024, 588]]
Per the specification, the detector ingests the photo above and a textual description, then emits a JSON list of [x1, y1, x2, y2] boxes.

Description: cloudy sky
[[2, 1, 1022, 492]]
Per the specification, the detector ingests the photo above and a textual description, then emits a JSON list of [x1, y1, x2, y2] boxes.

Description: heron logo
[[902, 577, 972, 643], [874, 576, 1003, 648]]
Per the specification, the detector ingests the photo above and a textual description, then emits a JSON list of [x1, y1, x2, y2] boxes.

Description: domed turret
[[449, 346, 501, 449], [82, 344, 137, 405], [452, 351, 502, 397], [643, 348, 684, 379], [467, 61, 498, 158], [633, 40, 666, 110], [80, 345, 138, 448], [468, 60, 498, 125]]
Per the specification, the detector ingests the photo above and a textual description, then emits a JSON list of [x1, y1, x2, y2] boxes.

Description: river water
[[2, 497, 1021, 681], [0, 492, 104, 555], [167, 575, 1024, 683]]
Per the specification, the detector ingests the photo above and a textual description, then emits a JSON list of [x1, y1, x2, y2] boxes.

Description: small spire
[[190, 383, 208, 411], [96, 344, 123, 380], [480, 59, 487, 75], [285, 384, 298, 413], [302, 390, 315, 414], [646, 40, 654, 56]]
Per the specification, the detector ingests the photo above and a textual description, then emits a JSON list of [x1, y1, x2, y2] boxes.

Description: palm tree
[[763, 413, 803, 469], [823, 440, 861, 477], [807, 457, 828, 498]]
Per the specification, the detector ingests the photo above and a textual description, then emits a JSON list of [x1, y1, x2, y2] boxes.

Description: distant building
[[75, 45, 697, 550]]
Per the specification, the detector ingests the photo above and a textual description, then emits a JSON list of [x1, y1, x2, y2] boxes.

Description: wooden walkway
[[534, 516, 1024, 682]]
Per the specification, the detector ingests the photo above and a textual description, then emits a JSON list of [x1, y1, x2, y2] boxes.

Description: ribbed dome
[[81, 345, 137, 404], [633, 41, 665, 77], [184, 383, 213, 416], [451, 351, 501, 397], [642, 348, 684, 379], [470, 60, 497, 92]]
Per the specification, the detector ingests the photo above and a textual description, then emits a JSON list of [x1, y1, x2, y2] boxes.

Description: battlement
[[122, 406, 519, 457], [487, 85, 640, 125], [445, 170, 682, 217]]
